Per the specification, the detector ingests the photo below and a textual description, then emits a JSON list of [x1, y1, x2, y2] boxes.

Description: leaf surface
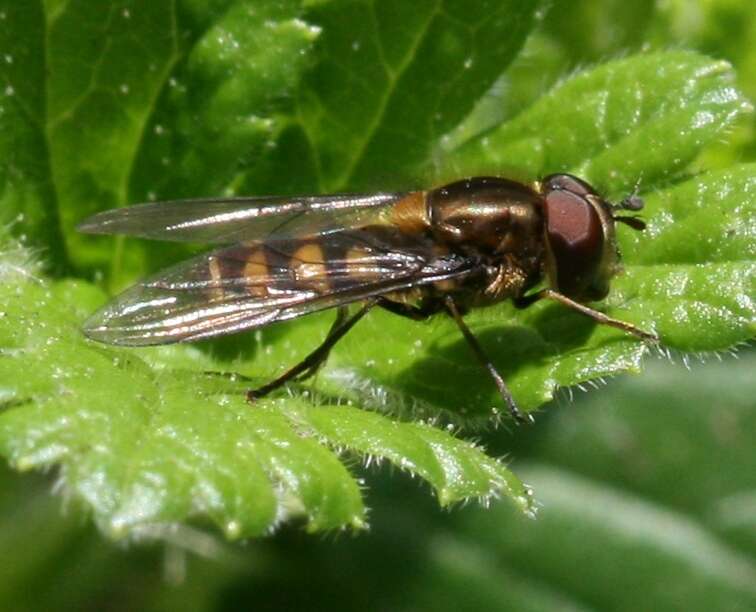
[[0, 2, 753, 538], [0, 247, 530, 538]]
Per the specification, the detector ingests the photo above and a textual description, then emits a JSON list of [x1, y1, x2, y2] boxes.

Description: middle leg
[[377, 296, 444, 321], [444, 295, 532, 424]]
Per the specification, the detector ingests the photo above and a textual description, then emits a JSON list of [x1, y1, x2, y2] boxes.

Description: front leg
[[516, 289, 658, 343]]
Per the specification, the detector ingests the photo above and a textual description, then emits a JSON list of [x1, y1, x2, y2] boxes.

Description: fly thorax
[[427, 176, 543, 255]]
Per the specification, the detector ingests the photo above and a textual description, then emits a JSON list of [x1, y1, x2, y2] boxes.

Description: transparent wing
[[83, 228, 477, 346], [77, 192, 408, 244]]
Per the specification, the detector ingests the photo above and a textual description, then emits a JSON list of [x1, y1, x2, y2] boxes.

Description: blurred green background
[[1, 1, 755, 610]]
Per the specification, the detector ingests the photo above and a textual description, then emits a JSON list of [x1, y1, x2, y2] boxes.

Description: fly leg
[[247, 301, 375, 401], [377, 297, 444, 321], [291, 298, 440, 383], [444, 295, 532, 425], [516, 289, 659, 343], [293, 306, 348, 383]]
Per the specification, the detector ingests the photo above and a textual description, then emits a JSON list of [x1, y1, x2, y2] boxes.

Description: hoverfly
[[79, 174, 657, 423]]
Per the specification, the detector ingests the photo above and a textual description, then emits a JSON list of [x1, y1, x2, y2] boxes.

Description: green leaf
[[0, 241, 530, 538], [0, 1, 753, 541], [442, 51, 751, 185], [0, 0, 539, 284], [34, 2, 185, 276], [294, 0, 540, 192], [0, 4, 68, 271], [0, 1, 321, 283], [129, 0, 320, 203]]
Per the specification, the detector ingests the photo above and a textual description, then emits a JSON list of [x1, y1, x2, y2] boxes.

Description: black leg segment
[[377, 297, 444, 321], [247, 300, 375, 402], [444, 295, 532, 424], [527, 289, 659, 343], [294, 306, 348, 383]]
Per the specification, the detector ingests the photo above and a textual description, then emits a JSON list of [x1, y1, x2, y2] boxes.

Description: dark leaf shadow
[[383, 303, 604, 417]]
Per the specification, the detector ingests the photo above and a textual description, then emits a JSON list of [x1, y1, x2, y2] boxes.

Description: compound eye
[[542, 173, 596, 198], [544, 188, 605, 298]]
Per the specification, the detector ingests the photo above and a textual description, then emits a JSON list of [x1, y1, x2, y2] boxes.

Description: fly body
[[79, 174, 657, 422]]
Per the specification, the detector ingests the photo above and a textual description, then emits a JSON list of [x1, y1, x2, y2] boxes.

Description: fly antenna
[[619, 193, 644, 211], [612, 174, 646, 229], [618, 173, 645, 211], [614, 215, 646, 230]]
